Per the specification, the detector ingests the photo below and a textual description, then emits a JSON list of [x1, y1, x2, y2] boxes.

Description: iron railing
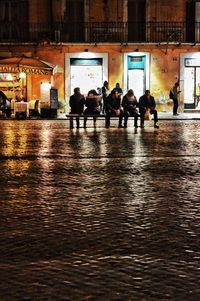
[[0, 21, 199, 44]]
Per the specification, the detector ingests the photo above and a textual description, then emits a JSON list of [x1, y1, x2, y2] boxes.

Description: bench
[[65, 114, 107, 128], [65, 114, 138, 128]]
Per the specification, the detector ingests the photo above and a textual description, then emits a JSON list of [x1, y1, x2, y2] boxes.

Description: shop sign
[[0, 66, 50, 75], [185, 58, 200, 67], [70, 58, 102, 66]]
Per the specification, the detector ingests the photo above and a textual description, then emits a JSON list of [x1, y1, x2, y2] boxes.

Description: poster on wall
[[50, 88, 58, 109], [128, 69, 144, 100], [70, 58, 103, 95], [70, 65, 103, 95]]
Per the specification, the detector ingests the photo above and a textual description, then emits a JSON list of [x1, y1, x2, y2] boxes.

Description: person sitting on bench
[[69, 87, 85, 128], [139, 90, 159, 128], [122, 89, 139, 128], [105, 89, 123, 128], [84, 89, 102, 128]]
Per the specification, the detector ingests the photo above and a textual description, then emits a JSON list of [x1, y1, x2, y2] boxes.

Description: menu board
[[50, 88, 58, 109]]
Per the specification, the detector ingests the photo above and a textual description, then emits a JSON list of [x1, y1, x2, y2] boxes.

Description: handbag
[[144, 109, 152, 120], [114, 109, 120, 116]]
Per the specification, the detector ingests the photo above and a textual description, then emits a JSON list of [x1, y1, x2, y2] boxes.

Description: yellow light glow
[[41, 82, 51, 91], [19, 72, 26, 79], [6, 73, 13, 80]]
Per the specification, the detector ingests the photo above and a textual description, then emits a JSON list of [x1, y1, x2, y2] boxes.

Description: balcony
[[0, 21, 199, 44]]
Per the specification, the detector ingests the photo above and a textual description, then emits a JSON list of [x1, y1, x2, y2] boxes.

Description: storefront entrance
[[65, 52, 108, 102], [124, 52, 149, 100], [184, 64, 200, 109], [180, 53, 200, 110], [70, 58, 103, 95]]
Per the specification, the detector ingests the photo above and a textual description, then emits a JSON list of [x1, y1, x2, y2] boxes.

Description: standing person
[[84, 89, 102, 128], [170, 82, 181, 115], [139, 90, 159, 128], [105, 89, 123, 128], [122, 89, 140, 128], [115, 83, 123, 96], [102, 81, 110, 114], [69, 87, 85, 128]]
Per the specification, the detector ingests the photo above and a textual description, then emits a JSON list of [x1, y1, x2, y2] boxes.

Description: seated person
[[122, 89, 139, 128], [69, 87, 85, 128], [101, 81, 110, 114], [138, 90, 159, 128], [115, 83, 123, 96], [84, 89, 102, 128], [105, 89, 123, 128]]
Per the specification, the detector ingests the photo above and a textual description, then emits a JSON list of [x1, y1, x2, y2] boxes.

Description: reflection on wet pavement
[[0, 120, 200, 300]]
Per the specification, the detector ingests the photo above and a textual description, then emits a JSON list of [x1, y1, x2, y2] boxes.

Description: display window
[[0, 73, 27, 101]]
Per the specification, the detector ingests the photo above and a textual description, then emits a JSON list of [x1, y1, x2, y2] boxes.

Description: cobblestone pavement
[[0, 120, 200, 301]]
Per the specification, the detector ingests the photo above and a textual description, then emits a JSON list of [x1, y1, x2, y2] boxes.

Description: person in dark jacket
[[83, 89, 102, 128], [139, 90, 159, 128], [105, 89, 123, 128], [101, 81, 110, 114], [170, 82, 181, 115], [69, 87, 85, 128], [115, 83, 123, 96], [122, 89, 140, 128]]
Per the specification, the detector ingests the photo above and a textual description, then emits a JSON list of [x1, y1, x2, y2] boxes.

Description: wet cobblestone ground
[[0, 120, 200, 301]]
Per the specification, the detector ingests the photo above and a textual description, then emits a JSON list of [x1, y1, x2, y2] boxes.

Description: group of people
[[69, 83, 159, 129], [0, 90, 27, 118]]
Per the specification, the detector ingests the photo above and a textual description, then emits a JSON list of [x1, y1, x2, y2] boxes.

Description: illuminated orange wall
[[0, 43, 197, 112]]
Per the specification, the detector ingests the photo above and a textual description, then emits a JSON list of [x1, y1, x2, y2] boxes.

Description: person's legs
[[150, 109, 159, 128], [123, 110, 129, 128], [173, 98, 178, 115], [139, 108, 145, 128], [76, 117, 80, 128], [118, 116, 123, 128], [118, 110, 123, 128], [175, 99, 179, 114], [102, 98, 107, 114], [84, 117, 87, 128], [105, 115, 110, 128], [134, 114, 138, 128], [70, 117, 74, 128], [124, 116, 128, 128], [93, 117, 97, 127]]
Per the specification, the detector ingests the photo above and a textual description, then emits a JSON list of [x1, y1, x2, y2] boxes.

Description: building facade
[[0, 0, 200, 112]]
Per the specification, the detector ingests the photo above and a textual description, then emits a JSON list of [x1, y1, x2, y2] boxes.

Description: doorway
[[128, 69, 144, 100], [128, 0, 146, 42], [65, 52, 108, 111], [70, 58, 103, 95], [124, 52, 149, 100], [184, 66, 200, 109]]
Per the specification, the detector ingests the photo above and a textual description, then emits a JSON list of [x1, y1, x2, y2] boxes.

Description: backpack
[[169, 90, 174, 99]]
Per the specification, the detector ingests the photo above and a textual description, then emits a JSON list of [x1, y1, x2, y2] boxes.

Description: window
[[63, 0, 85, 42], [0, 0, 29, 41], [128, 0, 146, 42], [186, 1, 200, 43]]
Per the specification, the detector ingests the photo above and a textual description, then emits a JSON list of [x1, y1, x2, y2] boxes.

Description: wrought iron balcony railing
[[0, 21, 199, 44]]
